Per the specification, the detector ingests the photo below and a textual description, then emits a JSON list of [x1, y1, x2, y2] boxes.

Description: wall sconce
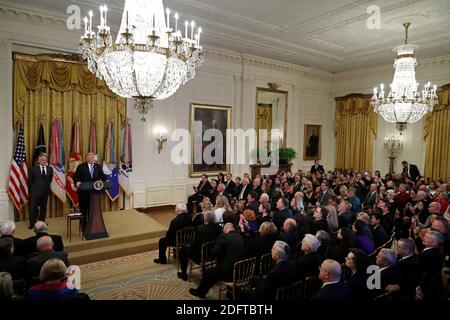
[[154, 127, 168, 154]]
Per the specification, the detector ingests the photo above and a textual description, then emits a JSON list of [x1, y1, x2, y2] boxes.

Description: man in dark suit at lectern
[[28, 153, 53, 229], [73, 152, 105, 227]]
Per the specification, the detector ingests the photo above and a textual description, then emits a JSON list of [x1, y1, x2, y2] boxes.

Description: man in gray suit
[[28, 153, 53, 229]]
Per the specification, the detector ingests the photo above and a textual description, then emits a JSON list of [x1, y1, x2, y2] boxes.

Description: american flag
[[7, 123, 29, 210]]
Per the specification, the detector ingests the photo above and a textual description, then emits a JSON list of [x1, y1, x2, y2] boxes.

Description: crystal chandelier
[[371, 22, 437, 132], [79, 0, 204, 121], [384, 133, 403, 174]]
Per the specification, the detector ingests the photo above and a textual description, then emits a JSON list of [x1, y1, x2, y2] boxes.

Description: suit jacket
[[188, 223, 222, 261], [337, 211, 352, 228], [418, 247, 444, 300], [212, 230, 247, 277], [312, 281, 350, 301], [165, 213, 193, 245], [295, 251, 321, 280], [318, 190, 332, 206], [247, 234, 276, 259], [28, 165, 53, 197], [419, 247, 444, 275], [346, 272, 370, 300], [245, 200, 259, 216], [311, 219, 330, 235], [278, 231, 299, 248], [26, 250, 70, 280], [398, 254, 421, 300], [255, 259, 297, 300], [0, 235, 26, 257], [310, 165, 325, 174], [347, 196, 361, 219], [196, 180, 211, 198], [223, 180, 235, 197], [73, 162, 106, 194], [236, 184, 250, 201], [402, 164, 421, 181], [362, 191, 377, 209], [273, 208, 293, 230], [0, 255, 26, 280], [25, 232, 64, 254], [372, 225, 389, 248]]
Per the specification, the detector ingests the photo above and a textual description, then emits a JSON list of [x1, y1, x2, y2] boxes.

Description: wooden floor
[[14, 209, 171, 265]]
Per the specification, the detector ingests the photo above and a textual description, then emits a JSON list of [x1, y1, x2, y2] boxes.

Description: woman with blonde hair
[[26, 258, 85, 300], [0, 272, 15, 300], [192, 197, 212, 226], [213, 195, 231, 223], [326, 203, 339, 233]]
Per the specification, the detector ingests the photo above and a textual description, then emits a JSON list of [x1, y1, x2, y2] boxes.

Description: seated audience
[[187, 174, 211, 213], [273, 197, 293, 230], [177, 211, 222, 281], [254, 241, 297, 300], [192, 197, 212, 227], [311, 206, 330, 234], [370, 212, 389, 248], [154, 204, 192, 264], [352, 220, 375, 255], [26, 258, 86, 300], [0, 272, 16, 300], [247, 222, 278, 260], [343, 248, 369, 300], [278, 218, 299, 248], [313, 259, 350, 300], [213, 195, 231, 223], [386, 238, 421, 300], [189, 223, 246, 298], [257, 202, 272, 225], [373, 248, 401, 297], [0, 237, 26, 280], [417, 230, 444, 300], [25, 221, 64, 254], [296, 234, 321, 280], [329, 227, 354, 264], [0, 221, 26, 257], [26, 236, 69, 283], [316, 230, 330, 262]]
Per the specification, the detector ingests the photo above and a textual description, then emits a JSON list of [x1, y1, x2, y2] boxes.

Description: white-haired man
[[190, 223, 246, 298], [373, 248, 401, 297], [154, 204, 192, 264], [254, 241, 297, 300], [0, 221, 26, 256], [295, 234, 321, 280], [313, 259, 350, 300], [25, 221, 64, 253], [26, 236, 69, 281]]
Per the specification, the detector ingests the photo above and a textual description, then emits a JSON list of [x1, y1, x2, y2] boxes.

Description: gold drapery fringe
[[13, 52, 126, 221], [423, 84, 450, 181], [334, 94, 377, 172]]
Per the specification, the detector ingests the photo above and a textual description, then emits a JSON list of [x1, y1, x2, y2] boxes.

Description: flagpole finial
[[74, 116, 80, 122], [39, 113, 45, 122]]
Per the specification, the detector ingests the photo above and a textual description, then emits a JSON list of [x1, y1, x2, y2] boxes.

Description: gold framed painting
[[304, 124, 321, 160], [190, 103, 232, 177]]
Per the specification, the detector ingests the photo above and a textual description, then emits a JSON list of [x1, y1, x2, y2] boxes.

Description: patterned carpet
[[80, 251, 218, 300]]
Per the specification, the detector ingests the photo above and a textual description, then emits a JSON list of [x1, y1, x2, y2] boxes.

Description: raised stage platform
[[14, 210, 166, 265]]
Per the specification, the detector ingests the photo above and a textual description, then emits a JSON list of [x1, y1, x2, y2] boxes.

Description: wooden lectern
[[79, 180, 112, 240]]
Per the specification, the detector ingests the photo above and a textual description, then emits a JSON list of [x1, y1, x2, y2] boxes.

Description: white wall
[[0, 4, 335, 217], [332, 54, 450, 176]]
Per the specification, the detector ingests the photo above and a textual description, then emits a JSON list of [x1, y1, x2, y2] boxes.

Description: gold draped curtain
[[13, 52, 126, 221], [335, 94, 377, 172], [423, 84, 450, 181]]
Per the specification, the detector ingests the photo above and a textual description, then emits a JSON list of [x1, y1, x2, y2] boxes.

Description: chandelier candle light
[[79, 0, 204, 121], [384, 133, 403, 174], [371, 22, 437, 132]]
